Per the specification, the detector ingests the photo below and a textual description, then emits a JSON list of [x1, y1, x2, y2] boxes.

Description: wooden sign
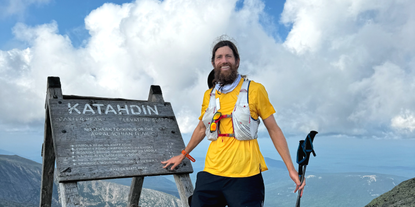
[[40, 77, 194, 207], [49, 99, 192, 182]]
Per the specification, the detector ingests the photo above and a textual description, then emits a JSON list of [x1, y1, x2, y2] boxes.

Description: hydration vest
[[202, 79, 260, 141]]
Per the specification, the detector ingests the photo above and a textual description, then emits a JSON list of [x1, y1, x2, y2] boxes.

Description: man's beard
[[214, 63, 238, 87]]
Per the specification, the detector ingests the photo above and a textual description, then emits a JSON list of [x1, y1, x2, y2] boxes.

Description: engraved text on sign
[[49, 99, 192, 182]]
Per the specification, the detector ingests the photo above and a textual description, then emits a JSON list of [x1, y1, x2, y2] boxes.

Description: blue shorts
[[190, 171, 264, 207]]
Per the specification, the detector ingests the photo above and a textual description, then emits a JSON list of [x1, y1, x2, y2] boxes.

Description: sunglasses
[[209, 112, 231, 133]]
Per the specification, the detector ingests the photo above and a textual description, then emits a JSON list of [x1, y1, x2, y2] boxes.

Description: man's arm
[[161, 120, 206, 170], [263, 114, 306, 196]]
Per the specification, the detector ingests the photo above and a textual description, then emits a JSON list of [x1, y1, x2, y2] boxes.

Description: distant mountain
[[263, 171, 408, 207], [188, 157, 409, 207], [0, 154, 60, 207], [0, 154, 181, 207], [106, 176, 181, 198], [1, 154, 410, 207], [77, 180, 181, 207], [264, 157, 286, 169], [365, 177, 415, 207], [0, 149, 15, 155]]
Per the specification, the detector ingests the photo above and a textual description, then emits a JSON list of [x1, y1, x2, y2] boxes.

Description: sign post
[[40, 77, 194, 207]]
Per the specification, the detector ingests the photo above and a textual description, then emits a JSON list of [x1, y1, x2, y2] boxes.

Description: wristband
[[181, 150, 196, 162]]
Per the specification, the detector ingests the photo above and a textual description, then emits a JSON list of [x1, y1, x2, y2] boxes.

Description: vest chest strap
[[218, 133, 235, 137]]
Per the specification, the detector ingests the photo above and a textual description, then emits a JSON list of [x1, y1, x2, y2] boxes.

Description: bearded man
[[162, 39, 304, 207]]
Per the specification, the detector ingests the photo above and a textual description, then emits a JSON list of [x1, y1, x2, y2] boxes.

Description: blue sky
[[0, 1, 138, 49], [0, 0, 288, 49], [0, 0, 414, 178]]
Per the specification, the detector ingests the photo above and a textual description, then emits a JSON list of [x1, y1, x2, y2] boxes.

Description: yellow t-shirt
[[198, 78, 276, 177]]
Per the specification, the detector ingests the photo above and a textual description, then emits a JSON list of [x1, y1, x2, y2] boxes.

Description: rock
[[365, 177, 415, 207]]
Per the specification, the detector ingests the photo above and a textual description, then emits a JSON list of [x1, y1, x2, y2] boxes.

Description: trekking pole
[[295, 165, 306, 207], [295, 131, 318, 207]]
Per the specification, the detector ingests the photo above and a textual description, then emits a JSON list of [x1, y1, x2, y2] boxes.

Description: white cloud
[[0, 0, 414, 139], [348, 62, 412, 123], [391, 110, 415, 132], [0, 0, 51, 19], [274, 0, 415, 138]]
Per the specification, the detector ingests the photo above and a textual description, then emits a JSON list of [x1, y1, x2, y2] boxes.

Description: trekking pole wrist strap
[[181, 150, 196, 162]]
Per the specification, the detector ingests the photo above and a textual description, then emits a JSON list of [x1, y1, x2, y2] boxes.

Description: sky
[[0, 0, 414, 178]]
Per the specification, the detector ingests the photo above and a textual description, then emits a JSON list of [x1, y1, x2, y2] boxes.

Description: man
[[162, 39, 304, 206]]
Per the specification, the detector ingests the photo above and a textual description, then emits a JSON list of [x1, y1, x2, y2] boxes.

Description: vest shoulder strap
[[238, 78, 251, 105], [208, 87, 216, 108]]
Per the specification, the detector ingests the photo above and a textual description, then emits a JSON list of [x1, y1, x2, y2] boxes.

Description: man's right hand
[[161, 120, 206, 170], [161, 154, 186, 170], [290, 169, 306, 197]]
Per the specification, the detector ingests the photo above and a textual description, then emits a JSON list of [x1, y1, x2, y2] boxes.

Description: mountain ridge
[[365, 177, 415, 207], [0, 153, 411, 207], [0, 154, 181, 207]]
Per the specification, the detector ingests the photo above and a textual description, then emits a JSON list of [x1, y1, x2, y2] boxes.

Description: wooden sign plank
[[40, 109, 56, 207], [40, 77, 62, 207], [59, 182, 81, 207], [49, 99, 193, 182], [174, 174, 194, 207], [127, 176, 144, 207]]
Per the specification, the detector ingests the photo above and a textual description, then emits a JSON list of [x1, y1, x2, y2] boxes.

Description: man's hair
[[211, 40, 240, 63]]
